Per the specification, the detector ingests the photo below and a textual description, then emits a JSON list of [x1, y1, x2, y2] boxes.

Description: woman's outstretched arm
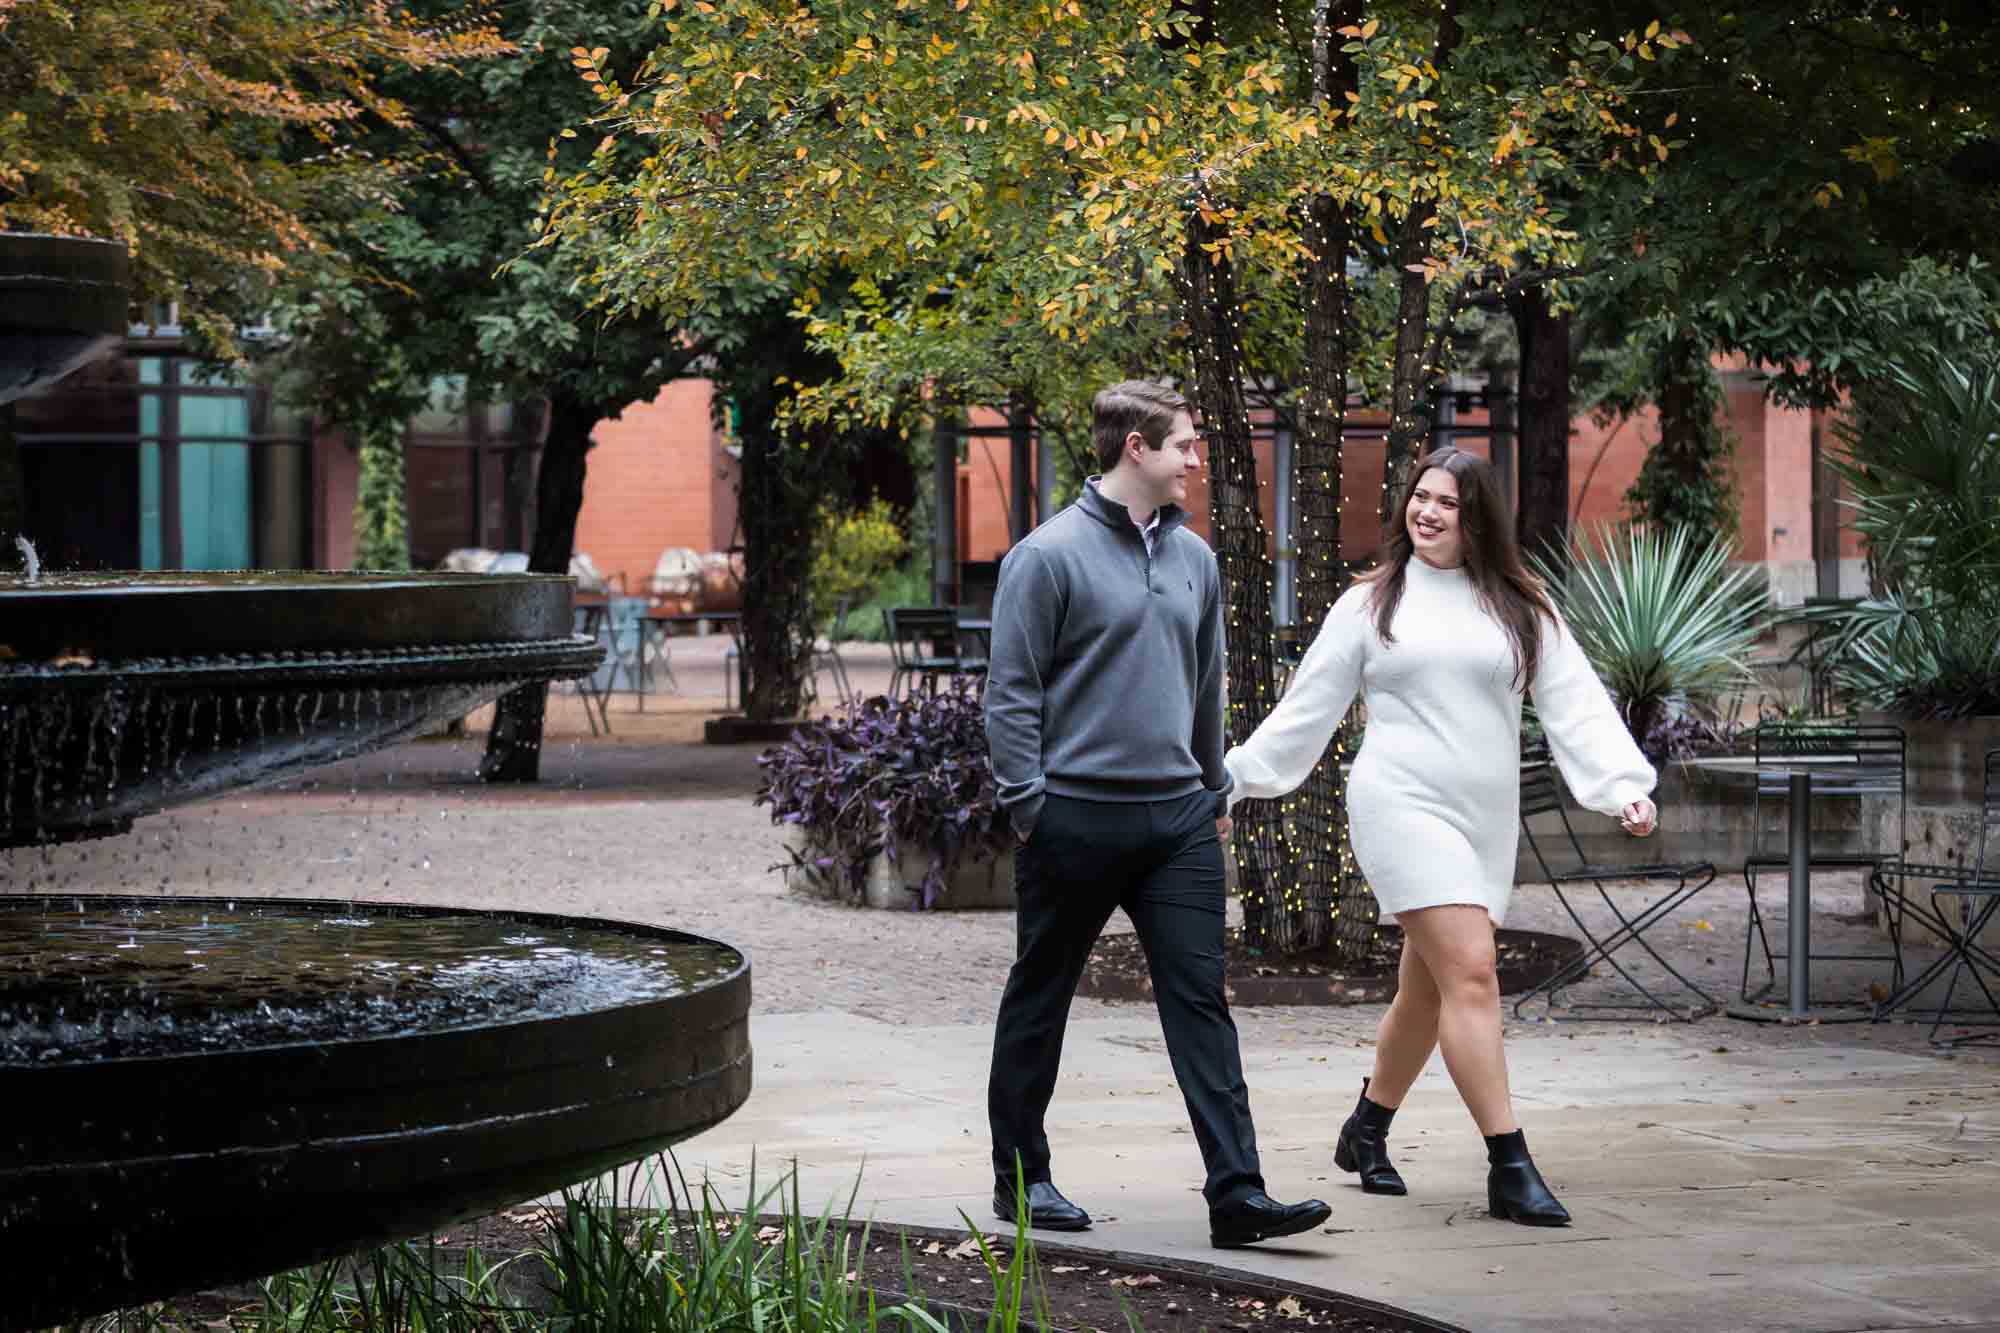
[[1530, 608, 1657, 818], [1223, 585, 1369, 811]]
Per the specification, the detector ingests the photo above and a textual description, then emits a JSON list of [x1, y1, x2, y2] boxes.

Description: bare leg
[[1364, 935, 1441, 1108], [1395, 904, 1516, 1136]]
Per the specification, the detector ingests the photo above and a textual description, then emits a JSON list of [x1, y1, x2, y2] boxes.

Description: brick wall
[[573, 379, 728, 592], [311, 430, 359, 571]]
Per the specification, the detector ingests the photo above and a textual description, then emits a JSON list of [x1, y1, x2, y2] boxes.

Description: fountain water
[[0, 232, 754, 1327]]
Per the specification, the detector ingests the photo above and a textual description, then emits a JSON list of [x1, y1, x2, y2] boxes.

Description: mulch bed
[[1076, 926, 1582, 1006], [150, 1208, 1459, 1333]]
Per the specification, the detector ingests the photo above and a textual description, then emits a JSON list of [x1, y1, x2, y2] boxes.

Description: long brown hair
[[1359, 447, 1557, 690]]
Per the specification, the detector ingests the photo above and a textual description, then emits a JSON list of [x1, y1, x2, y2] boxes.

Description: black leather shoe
[[1484, 1129, 1571, 1226], [1208, 1191, 1331, 1248], [993, 1179, 1091, 1231], [1333, 1077, 1408, 1196]]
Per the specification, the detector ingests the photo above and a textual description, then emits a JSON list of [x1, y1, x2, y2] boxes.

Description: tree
[[542, 0, 1669, 954], [1549, 0, 2000, 542], [267, 0, 726, 776], [0, 0, 503, 570], [0, 0, 505, 347]]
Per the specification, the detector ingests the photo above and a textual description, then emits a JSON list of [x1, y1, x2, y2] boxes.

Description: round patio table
[[1688, 755, 1875, 1024]]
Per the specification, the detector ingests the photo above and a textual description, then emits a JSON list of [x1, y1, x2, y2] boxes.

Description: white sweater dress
[[1224, 556, 1656, 925]]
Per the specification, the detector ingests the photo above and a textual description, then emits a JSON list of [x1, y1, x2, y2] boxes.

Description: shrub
[[809, 498, 907, 633], [1535, 524, 1767, 760], [1804, 346, 2000, 717], [841, 558, 933, 643], [756, 680, 1015, 908]]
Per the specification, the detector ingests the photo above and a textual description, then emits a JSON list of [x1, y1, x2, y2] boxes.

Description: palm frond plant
[[1802, 346, 2000, 717], [1533, 524, 1769, 758]]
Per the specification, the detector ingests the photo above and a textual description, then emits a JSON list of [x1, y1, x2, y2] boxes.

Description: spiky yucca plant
[[1802, 347, 2000, 717], [1533, 525, 1769, 751]]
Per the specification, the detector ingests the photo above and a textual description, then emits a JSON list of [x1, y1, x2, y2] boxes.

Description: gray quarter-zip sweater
[[984, 478, 1231, 837]]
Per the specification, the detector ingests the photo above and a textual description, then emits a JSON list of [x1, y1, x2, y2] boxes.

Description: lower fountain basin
[[0, 573, 601, 847], [0, 895, 753, 1328]]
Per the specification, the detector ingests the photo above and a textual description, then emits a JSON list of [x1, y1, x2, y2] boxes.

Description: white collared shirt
[[1136, 511, 1161, 557]]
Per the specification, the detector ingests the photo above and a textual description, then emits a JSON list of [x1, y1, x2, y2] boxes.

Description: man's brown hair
[[1091, 380, 1187, 473]]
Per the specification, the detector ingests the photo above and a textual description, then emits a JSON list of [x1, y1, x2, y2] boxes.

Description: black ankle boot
[[1333, 1078, 1407, 1196], [1484, 1128, 1570, 1226]]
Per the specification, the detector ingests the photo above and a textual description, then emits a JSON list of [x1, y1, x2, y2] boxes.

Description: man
[[983, 379, 1331, 1249]]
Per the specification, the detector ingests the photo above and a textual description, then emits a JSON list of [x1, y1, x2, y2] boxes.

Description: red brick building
[[17, 331, 1860, 608]]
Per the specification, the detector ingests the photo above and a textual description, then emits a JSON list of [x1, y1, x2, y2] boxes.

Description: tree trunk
[[480, 391, 596, 783], [352, 419, 413, 572], [736, 407, 819, 723], [1509, 281, 1572, 567], [1626, 329, 1734, 536], [1379, 203, 1438, 539], [1183, 207, 1329, 957], [1292, 0, 1373, 961], [1376, 0, 1461, 540]]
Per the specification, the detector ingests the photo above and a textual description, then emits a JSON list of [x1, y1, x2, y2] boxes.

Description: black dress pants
[[987, 790, 1264, 1206]]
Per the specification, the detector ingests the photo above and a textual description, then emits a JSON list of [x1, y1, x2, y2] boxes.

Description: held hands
[[1619, 798, 1658, 838], [1216, 815, 1233, 839]]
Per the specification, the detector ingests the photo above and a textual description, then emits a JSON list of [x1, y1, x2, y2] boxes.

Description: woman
[[1224, 447, 1657, 1227]]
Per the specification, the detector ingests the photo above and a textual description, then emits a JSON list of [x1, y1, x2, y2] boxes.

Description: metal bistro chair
[[1872, 750, 2000, 1045], [601, 595, 659, 697], [884, 607, 961, 698], [1514, 744, 1720, 1021], [812, 599, 855, 707], [1740, 721, 1908, 1004], [564, 601, 613, 736], [953, 616, 991, 679]]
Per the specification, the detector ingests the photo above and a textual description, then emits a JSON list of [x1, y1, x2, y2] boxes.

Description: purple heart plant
[[755, 678, 1016, 909]]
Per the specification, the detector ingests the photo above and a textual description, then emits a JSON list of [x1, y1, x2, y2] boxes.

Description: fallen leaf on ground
[[1049, 1265, 1087, 1273], [948, 1237, 983, 1259], [923, 1240, 943, 1255], [1111, 1274, 1164, 1288], [756, 1225, 783, 1243], [1275, 1296, 1305, 1317]]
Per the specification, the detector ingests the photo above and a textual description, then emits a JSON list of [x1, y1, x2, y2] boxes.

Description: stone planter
[[782, 827, 1017, 910]]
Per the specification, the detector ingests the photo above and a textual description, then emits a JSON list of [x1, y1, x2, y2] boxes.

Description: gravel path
[[5, 729, 1989, 1067]]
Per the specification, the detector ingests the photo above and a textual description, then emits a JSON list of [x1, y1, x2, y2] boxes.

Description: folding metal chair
[[601, 596, 655, 694], [1872, 750, 2000, 1045], [813, 599, 855, 706], [1741, 722, 1907, 1003], [884, 607, 960, 699], [1514, 746, 1720, 1021], [563, 602, 613, 736]]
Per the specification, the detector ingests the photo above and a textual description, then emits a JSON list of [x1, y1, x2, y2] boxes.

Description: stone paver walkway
[[4, 648, 1996, 1331]]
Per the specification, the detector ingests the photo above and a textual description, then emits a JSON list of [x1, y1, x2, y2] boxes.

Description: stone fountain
[[0, 234, 754, 1327]]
